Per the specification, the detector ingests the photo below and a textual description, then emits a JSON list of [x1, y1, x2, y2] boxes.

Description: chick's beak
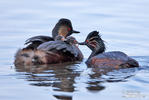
[[61, 36, 65, 41], [75, 43, 79, 47]]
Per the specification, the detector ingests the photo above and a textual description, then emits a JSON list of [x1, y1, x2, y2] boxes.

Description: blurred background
[[0, 0, 149, 59]]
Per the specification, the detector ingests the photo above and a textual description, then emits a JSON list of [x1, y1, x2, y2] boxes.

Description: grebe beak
[[72, 30, 80, 33], [78, 42, 86, 45]]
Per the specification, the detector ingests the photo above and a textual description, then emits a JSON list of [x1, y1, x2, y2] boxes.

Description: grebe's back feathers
[[37, 41, 79, 57]]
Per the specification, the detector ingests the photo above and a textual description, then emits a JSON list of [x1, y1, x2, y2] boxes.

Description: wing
[[25, 35, 54, 45], [37, 41, 68, 52], [37, 41, 80, 57], [95, 51, 129, 61], [87, 51, 138, 68], [24, 35, 54, 49]]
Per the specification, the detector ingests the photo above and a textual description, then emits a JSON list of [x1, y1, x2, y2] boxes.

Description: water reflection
[[15, 61, 137, 100], [16, 63, 80, 87], [15, 62, 81, 100], [54, 95, 72, 100], [86, 67, 137, 92]]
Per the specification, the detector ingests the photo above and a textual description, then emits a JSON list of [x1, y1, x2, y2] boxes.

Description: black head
[[52, 18, 80, 39], [79, 31, 105, 55]]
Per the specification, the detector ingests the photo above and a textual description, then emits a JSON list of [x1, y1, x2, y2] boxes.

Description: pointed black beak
[[72, 30, 80, 33], [78, 42, 86, 45]]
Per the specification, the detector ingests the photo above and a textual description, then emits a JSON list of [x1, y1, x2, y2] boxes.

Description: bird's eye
[[67, 27, 71, 31], [86, 40, 89, 43]]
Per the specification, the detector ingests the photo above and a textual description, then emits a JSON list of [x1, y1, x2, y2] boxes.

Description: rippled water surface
[[0, 0, 149, 100]]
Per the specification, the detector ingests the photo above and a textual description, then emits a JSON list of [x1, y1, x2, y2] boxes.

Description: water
[[0, 0, 149, 100]]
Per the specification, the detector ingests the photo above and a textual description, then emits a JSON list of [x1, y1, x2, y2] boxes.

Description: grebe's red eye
[[86, 40, 88, 43], [68, 27, 71, 31]]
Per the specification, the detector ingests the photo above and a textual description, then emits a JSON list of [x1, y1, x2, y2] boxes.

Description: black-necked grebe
[[15, 36, 83, 66], [79, 31, 139, 69], [25, 18, 80, 49], [14, 19, 82, 66]]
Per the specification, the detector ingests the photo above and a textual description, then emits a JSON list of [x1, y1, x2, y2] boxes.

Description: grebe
[[79, 31, 139, 69], [15, 36, 83, 66], [25, 18, 79, 49]]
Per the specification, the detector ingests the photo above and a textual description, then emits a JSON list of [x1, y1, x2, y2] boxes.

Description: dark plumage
[[37, 36, 81, 58], [15, 36, 83, 66], [52, 18, 80, 39], [14, 18, 82, 66], [25, 18, 80, 49], [25, 36, 54, 49], [79, 31, 139, 69]]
